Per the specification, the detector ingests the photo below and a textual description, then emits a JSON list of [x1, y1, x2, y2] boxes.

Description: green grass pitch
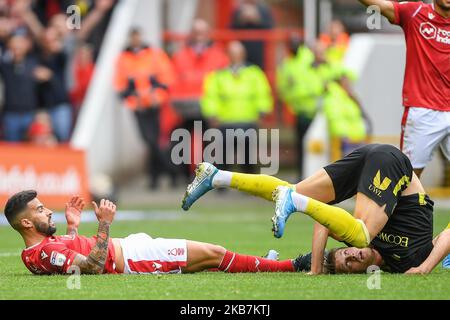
[[0, 200, 449, 300]]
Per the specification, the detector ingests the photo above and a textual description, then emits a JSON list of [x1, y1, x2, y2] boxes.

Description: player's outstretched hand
[[65, 195, 85, 228], [92, 199, 116, 224]]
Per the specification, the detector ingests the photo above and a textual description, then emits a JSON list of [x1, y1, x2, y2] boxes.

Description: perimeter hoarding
[[0, 144, 91, 210]]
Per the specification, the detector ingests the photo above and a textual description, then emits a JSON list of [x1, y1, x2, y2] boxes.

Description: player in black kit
[[183, 144, 450, 274]]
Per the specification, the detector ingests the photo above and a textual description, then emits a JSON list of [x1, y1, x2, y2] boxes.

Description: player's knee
[[208, 245, 226, 260]]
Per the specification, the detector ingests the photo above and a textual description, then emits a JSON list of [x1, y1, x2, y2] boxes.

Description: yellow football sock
[[304, 198, 371, 248], [446, 223, 450, 230], [230, 173, 294, 202]]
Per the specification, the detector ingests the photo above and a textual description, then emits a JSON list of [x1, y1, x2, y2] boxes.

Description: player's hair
[[4, 190, 37, 230], [323, 248, 340, 274]]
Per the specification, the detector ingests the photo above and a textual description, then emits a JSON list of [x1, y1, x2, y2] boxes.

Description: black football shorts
[[323, 144, 414, 216]]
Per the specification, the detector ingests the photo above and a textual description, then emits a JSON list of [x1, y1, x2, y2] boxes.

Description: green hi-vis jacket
[[201, 64, 273, 124], [277, 45, 358, 119], [323, 81, 366, 141], [325, 45, 347, 65], [277, 47, 322, 118], [277, 46, 348, 119]]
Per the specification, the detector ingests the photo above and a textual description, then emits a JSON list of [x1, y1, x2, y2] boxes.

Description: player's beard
[[436, 0, 450, 11], [34, 219, 57, 236]]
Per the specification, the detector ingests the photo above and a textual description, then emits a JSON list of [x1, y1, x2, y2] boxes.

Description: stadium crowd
[[113, 0, 369, 188], [0, 0, 369, 189], [0, 0, 114, 145]]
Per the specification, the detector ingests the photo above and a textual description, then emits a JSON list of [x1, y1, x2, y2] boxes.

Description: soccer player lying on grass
[[5, 191, 306, 275], [182, 144, 450, 274]]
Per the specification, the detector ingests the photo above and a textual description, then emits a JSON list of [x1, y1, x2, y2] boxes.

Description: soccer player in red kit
[[5, 190, 303, 275], [358, 0, 450, 177], [358, 0, 450, 268]]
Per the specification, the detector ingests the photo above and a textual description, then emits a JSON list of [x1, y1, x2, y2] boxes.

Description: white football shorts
[[401, 107, 450, 169], [119, 233, 187, 274]]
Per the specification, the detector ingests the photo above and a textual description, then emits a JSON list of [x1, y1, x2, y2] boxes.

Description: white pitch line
[[0, 252, 20, 257], [0, 210, 182, 226]]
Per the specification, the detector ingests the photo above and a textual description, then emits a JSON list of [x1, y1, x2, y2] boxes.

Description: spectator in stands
[[314, 39, 370, 160], [172, 19, 228, 108], [0, 16, 14, 57], [28, 111, 57, 147], [15, 0, 114, 142], [277, 35, 322, 180], [70, 43, 94, 115], [13, 0, 115, 116], [32, 0, 75, 25], [0, 0, 8, 15], [0, 32, 49, 142], [114, 28, 178, 190], [201, 41, 273, 173], [45, 0, 115, 87], [34, 26, 73, 142], [230, 0, 274, 69], [319, 19, 350, 64], [323, 75, 368, 160], [171, 18, 229, 179]]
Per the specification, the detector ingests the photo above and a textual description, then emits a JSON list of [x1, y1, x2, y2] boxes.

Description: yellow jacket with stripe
[[323, 81, 366, 141], [277, 46, 325, 119], [201, 64, 273, 124]]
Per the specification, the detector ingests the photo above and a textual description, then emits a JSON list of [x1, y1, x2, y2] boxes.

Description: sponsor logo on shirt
[[420, 22, 450, 44], [50, 251, 66, 267], [369, 170, 392, 197], [420, 22, 437, 39], [168, 248, 185, 256], [377, 232, 409, 248]]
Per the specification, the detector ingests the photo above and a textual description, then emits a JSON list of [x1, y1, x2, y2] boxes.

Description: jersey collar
[[23, 238, 46, 251]]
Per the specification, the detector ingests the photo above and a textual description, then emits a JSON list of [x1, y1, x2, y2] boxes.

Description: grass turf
[[0, 199, 449, 300]]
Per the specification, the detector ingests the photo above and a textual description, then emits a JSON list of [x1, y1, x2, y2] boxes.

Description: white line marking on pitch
[[0, 252, 20, 257]]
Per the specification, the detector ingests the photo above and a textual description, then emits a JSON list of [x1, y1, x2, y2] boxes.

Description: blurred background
[[0, 0, 448, 210]]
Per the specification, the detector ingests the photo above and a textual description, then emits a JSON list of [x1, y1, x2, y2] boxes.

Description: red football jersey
[[21, 235, 117, 275], [392, 1, 450, 111]]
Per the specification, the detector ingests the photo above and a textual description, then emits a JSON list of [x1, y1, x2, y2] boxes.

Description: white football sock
[[291, 192, 310, 212], [212, 170, 232, 188]]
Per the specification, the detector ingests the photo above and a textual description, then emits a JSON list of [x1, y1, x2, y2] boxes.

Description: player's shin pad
[[230, 173, 294, 201], [305, 198, 371, 248]]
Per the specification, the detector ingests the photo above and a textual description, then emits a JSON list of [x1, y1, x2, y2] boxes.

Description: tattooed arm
[[71, 199, 116, 274], [65, 196, 85, 236]]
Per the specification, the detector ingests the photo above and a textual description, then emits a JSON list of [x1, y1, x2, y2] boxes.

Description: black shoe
[[292, 252, 312, 272]]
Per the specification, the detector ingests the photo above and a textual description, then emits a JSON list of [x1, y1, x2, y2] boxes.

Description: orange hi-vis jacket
[[171, 42, 229, 100], [114, 46, 175, 110]]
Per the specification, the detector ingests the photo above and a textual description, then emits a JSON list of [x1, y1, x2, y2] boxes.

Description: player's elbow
[[73, 261, 105, 275], [433, 228, 450, 246], [438, 229, 450, 248]]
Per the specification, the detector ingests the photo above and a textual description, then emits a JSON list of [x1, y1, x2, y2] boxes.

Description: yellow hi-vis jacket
[[323, 81, 366, 141], [277, 46, 324, 119], [201, 64, 273, 124]]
